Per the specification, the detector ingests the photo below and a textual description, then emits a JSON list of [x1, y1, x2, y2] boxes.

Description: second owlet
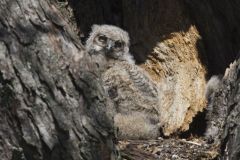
[[86, 24, 161, 139]]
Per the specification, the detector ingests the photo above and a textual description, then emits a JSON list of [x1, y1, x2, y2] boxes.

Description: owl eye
[[114, 41, 124, 49], [98, 35, 107, 43]]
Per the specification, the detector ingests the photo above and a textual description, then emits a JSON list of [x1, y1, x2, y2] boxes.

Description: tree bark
[[205, 58, 240, 160], [0, 0, 116, 160], [1, 0, 240, 159]]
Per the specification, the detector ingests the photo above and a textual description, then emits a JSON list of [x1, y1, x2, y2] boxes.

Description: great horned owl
[[85, 24, 160, 139]]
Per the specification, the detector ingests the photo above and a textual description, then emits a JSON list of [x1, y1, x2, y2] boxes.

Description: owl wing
[[123, 62, 158, 98], [103, 62, 159, 115]]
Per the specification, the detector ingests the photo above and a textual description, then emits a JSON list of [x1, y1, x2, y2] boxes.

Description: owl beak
[[106, 40, 114, 51]]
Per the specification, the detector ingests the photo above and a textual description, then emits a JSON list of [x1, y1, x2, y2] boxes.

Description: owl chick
[[85, 24, 161, 139]]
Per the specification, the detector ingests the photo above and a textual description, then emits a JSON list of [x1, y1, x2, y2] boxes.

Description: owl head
[[86, 24, 134, 64]]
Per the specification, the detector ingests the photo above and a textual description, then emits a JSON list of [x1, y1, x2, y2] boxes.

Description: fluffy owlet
[[86, 24, 161, 139]]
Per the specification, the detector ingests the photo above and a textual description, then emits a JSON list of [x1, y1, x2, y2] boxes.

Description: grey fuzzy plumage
[[85, 24, 161, 139], [204, 75, 223, 140]]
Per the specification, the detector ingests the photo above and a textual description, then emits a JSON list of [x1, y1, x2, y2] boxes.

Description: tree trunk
[[1, 0, 240, 159], [205, 58, 240, 160], [0, 0, 116, 160]]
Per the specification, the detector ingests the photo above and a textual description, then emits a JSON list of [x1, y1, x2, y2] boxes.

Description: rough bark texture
[[0, 0, 116, 160], [205, 58, 240, 160]]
